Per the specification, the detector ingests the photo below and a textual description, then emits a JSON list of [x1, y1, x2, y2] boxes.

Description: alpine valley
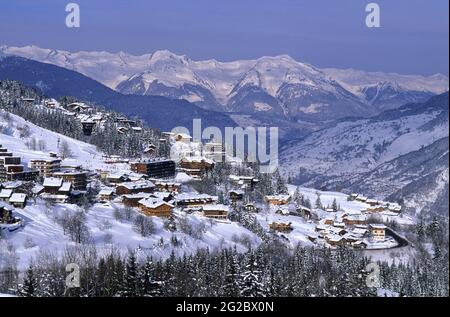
[[0, 45, 449, 218], [0, 44, 448, 298]]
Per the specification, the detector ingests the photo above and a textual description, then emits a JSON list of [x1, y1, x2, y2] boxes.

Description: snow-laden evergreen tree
[[274, 170, 288, 194], [140, 259, 162, 297], [293, 187, 302, 205], [241, 252, 265, 297], [331, 198, 338, 212], [122, 253, 139, 297], [221, 248, 242, 296], [315, 192, 323, 209], [19, 265, 38, 297]]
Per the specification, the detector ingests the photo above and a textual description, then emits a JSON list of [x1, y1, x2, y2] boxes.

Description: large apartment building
[[0, 145, 38, 182], [130, 159, 176, 179], [52, 171, 88, 190], [29, 158, 62, 177]]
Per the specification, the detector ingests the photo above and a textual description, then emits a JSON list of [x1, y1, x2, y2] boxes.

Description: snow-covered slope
[[2, 201, 261, 270], [0, 109, 262, 269], [0, 109, 110, 171], [280, 93, 449, 215], [2, 45, 447, 122]]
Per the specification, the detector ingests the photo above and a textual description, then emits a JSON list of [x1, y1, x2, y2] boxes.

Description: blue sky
[[0, 0, 448, 75]]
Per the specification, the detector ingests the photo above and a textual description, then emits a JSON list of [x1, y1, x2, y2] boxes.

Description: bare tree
[[59, 140, 73, 159], [133, 215, 155, 237]]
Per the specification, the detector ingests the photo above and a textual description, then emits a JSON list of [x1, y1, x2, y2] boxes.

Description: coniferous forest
[[11, 237, 449, 297]]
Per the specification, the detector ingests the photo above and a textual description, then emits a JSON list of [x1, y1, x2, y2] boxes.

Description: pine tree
[[241, 253, 265, 297], [122, 253, 139, 297], [331, 198, 338, 212], [140, 260, 162, 297], [275, 170, 288, 194], [315, 192, 323, 209], [221, 249, 242, 296], [293, 187, 302, 205], [19, 265, 38, 297]]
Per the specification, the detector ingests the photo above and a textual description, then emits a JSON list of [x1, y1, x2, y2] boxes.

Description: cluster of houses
[[311, 221, 388, 249], [0, 181, 28, 209], [349, 193, 402, 214], [36, 100, 143, 137], [0, 144, 91, 210], [259, 191, 396, 249], [2, 101, 405, 250]]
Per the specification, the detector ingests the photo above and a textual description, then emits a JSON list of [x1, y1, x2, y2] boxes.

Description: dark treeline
[[13, 239, 449, 297]]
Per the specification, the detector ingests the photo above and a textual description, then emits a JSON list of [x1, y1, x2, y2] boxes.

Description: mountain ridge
[[0, 55, 237, 132], [2, 45, 448, 123]]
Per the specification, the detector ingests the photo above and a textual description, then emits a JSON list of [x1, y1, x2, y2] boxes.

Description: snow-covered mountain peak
[[1, 44, 448, 121], [149, 49, 190, 64]]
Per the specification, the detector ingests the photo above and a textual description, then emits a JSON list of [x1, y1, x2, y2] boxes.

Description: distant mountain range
[[0, 55, 236, 132], [280, 92, 449, 216], [1, 45, 448, 124]]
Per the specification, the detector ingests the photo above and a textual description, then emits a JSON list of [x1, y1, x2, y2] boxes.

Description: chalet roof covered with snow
[[176, 193, 218, 202], [122, 193, 152, 199], [43, 177, 63, 187], [352, 228, 368, 235], [0, 189, 13, 199], [202, 204, 230, 212], [138, 198, 174, 209], [369, 224, 387, 229], [9, 193, 27, 203], [59, 182, 72, 192], [265, 194, 291, 201], [151, 192, 173, 200], [2, 181, 23, 189], [298, 205, 312, 212], [117, 181, 155, 190], [181, 156, 214, 164], [229, 175, 258, 182], [99, 188, 115, 196]]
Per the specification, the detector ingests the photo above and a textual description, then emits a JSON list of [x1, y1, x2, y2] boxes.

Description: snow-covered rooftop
[[43, 177, 63, 187], [9, 193, 27, 203]]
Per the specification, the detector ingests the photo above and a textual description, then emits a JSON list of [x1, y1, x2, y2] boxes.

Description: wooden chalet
[[297, 205, 312, 219], [264, 195, 291, 206], [8, 193, 27, 208], [137, 198, 174, 217], [229, 189, 244, 201], [153, 180, 181, 193], [122, 193, 152, 207], [97, 188, 115, 202], [130, 159, 176, 179], [179, 157, 214, 177], [369, 224, 387, 241], [176, 193, 218, 208], [344, 214, 368, 226], [229, 175, 259, 190], [116, 181, 155, 195], [202, 204, 229, 220], [269, 222, 293, 233]]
